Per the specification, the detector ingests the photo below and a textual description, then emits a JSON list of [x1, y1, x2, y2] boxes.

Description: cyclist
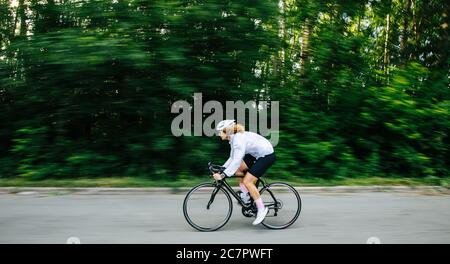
[[212, 119, 276, 225]]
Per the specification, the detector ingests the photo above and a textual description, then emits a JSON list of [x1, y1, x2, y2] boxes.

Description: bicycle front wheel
[[183, 182, 233, 232], [259, 182, 301, 229]]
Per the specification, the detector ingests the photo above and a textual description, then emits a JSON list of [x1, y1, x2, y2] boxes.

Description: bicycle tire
[[183, 182, 233, 232], [259, 182, 301, 229]]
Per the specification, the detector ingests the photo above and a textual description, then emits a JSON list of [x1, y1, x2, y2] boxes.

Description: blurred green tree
[[0, 0, 448, 180]]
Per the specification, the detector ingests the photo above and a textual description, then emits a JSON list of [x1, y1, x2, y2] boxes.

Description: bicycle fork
[[206, 184, 221, 210]]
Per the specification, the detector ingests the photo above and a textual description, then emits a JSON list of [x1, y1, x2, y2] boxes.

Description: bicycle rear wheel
[[259, 182, 301, 229], [183, 182, 233, 232]]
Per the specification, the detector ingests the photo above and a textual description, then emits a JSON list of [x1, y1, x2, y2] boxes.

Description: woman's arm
[[222, 148, 233, 168], [223, 140, 245, 177]]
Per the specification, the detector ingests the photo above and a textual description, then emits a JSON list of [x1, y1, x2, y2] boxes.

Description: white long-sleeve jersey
[[222, 131, 274, 176]]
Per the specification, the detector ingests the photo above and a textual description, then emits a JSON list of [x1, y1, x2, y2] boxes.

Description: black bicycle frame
[[206, 162, 279, 211], [210, 177, 270, 209]]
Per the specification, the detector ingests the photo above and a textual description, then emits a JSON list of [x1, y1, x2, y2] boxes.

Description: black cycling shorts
[[243, 152, 276, 178]]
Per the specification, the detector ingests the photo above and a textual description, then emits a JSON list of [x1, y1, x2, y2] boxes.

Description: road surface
[[1, 190, 449, 243]]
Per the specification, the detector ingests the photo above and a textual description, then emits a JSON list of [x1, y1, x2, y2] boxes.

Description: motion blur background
[[0, 0, 448, 184]]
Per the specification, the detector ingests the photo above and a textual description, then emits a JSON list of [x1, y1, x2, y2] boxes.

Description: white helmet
[[216, 119, 235, 131]]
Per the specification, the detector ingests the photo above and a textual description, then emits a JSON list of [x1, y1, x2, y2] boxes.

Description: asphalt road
[[1, 190, 449, 244]]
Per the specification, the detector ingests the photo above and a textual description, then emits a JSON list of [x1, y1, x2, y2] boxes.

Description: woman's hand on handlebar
[[212, 173, 224, 181]]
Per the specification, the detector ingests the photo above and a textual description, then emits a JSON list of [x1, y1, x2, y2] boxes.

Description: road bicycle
[[183, 162, 302, 231]]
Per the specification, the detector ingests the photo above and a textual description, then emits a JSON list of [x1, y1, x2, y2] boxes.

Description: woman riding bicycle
[[212, 119, 276, 225]]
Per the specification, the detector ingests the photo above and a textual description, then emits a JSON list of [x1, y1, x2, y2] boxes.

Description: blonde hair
[[223, 123, 245, 135]]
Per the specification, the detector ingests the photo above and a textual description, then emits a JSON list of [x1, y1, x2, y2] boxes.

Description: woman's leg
[[243, 154, 275, 225], [243, 153, 276, 201], [244, 172, 268, 225], [243, 172, 259, 201], [237, 161, 249, 194]]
